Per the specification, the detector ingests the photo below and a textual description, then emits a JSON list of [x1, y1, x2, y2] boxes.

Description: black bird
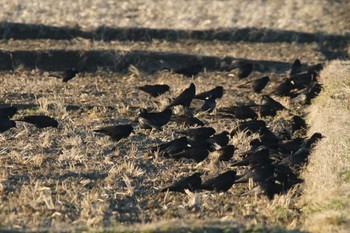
[[230, 120, 266, 136], [252, 76, 270, 93], [273, 78, 293, 96], [290, 59, 303, 76], [171, 114, 204, 127], [213, 145, 235, 161], [261, 95, 286, 111], [94, 124, 133, 141], [303, 132, 324, 148], [137, 84, 170, 97], [256, 104, 278, 117], [256, 177, 284, 200], [171, 142, 211, 163], [17, 115, 58, 128], [161, 172, 202, 193], [49, 68, 79, 82], [218, 105, 257, 120], [138, 108, 172, 130], [176, 127, 216, 141], [151, 136, 188, 157], [194, 86, 224, 100], [0, 118, 16, 133], [249, 138, 264, 150], [258, 127, 280, 149], [292, 115, 307, 132], [280, 147, 310, 168], [289, 80, 322, 101], [260, 168, 302, 199], [233, 145, 270, 167], [281, 133, 323, 167], [278, 137, 304, 154], [290, 72, 315, 89], [305, 82, 322, 104], [237, 76, 269, 93], [236, 163, 275, 184], [200, 97, 217, 112], [201, 170, 237, 192], [0, 106, 17, 119], [206, 131, 230, 149], [307, 63, 323, 75], [274, 163, 304, 188], [167, 83, 196, 109], [173, 63, 203, 77], [233, 61, 253, 79]]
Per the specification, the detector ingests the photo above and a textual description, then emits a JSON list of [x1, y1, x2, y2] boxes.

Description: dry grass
[[1, 0, 349, 34], [300, 61, 350, 233], [0, 39, 325, 63], [0, 65, 306, 231]]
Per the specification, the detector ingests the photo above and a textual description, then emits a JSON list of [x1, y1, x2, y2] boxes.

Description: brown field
[[0, 62, 306, 231], [0, 1, 349, 232], [300, 61, 350, 233]]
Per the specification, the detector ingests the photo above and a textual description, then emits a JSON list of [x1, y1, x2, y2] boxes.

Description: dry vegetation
[[300, 61, 350, 233], [0, 67, 306, 231], [0, 39, 325, 63], [1, 0, 349, 33], [0, 0, 349, 232]]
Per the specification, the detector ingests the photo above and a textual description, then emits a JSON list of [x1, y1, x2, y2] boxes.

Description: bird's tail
[[237, 80, 253, 88], [15, 118, 26, 122], [48, 74, 62, 79], [93, 129, 106, 133], [160, 187, 170, 192], [234, 174, 249, 183]]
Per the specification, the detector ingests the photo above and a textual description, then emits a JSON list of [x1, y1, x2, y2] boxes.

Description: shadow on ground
[[0, 49, 292, 74], [0, 22, 348, 60]]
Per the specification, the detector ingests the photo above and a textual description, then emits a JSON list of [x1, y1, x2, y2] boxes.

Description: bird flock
[[0, 58, 324, 200]]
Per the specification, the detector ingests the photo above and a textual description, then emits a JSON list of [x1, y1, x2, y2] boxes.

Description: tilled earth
[[0, 44, 324, 230]]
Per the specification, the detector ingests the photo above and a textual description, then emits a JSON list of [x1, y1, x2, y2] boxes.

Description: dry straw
[[301, 61, 350, 233]]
